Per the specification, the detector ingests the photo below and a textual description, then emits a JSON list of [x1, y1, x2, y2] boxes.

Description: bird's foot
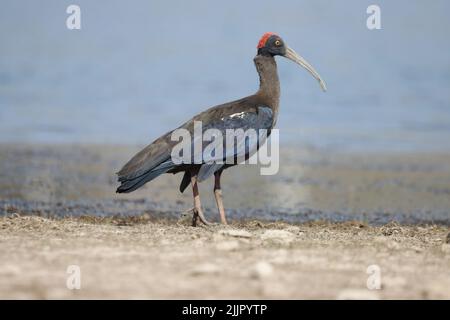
[[181, 207, 212, 227], [192, 208, 212, 227]]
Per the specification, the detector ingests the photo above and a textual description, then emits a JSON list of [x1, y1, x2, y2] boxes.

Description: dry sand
[[0, 215, 449, 299]]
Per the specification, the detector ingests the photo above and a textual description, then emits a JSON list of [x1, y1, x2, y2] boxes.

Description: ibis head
[[257, 32, 327, 91]]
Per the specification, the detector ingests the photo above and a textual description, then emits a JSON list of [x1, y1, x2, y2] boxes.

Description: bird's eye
[[275, 40, 281, 46]]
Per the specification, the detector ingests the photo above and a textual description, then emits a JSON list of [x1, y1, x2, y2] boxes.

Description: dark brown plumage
[[116, 33, 326, 226]]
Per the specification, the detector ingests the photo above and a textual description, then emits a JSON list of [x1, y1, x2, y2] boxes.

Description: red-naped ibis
[[116, 32, 326, 226]]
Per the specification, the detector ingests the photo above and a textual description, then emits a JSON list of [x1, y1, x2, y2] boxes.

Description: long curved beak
[[284, 47, 327, 92]]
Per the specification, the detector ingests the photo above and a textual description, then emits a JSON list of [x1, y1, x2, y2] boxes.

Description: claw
[[189, 171, 212, 227], [195, 208, 212, 226], [184, 207, 212, 227]]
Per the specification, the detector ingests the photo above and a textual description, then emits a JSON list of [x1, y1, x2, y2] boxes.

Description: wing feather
[[116, 100, 274, 193]]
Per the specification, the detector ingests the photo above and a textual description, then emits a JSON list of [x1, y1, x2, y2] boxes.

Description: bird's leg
[[214, 170, 227, 225], [190, 173, 211, 226]]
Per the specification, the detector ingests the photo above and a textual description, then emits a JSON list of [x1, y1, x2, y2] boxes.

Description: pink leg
[[214, 170, 227, 225], [190, 172, 211, 226]]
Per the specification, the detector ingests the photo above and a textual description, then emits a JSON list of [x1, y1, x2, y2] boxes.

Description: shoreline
[[1, 144, 450, 225], [2, 199, 450, 226]]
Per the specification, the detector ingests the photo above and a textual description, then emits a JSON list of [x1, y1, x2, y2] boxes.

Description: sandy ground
[[1, 144, 450, 299], [0, 215, 449, 299]]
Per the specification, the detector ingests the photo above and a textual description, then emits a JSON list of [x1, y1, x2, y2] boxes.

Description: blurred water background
[[1, 1, 450, 224], [1, 0, 449, 153]]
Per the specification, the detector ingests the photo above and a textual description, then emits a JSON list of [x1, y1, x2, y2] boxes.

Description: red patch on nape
[[257, 32, 277, 49]]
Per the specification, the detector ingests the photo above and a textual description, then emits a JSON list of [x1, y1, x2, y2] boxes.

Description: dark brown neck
[[254, 55, 280, 111]]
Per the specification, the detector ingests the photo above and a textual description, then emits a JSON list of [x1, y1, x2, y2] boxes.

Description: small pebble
[[219, 229, 252, 239], [216, 240, 240, 251], [190, 263, 220, 276], [260, 230, 295, 243], [250, 261, 274, 279]]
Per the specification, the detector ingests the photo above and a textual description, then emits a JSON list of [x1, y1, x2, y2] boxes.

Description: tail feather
[[116, 167, 169, 193], [116, 160, 174, 193]]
